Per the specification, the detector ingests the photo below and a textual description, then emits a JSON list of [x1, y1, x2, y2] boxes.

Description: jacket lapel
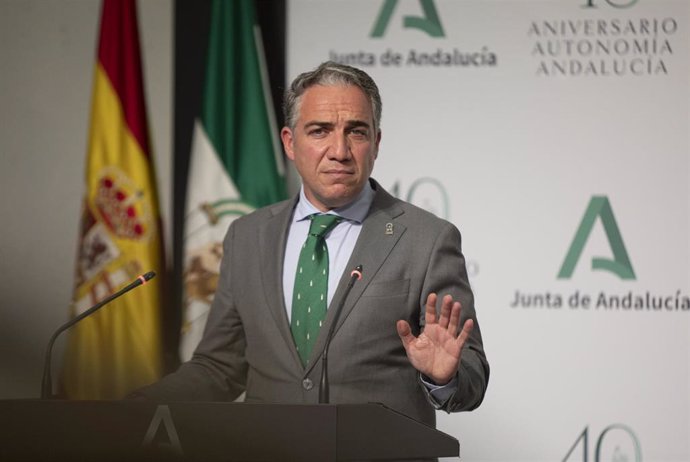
[[258, 197, 304, 368]]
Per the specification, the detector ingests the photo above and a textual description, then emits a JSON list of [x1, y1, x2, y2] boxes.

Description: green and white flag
[[181, 0, 286, 361]]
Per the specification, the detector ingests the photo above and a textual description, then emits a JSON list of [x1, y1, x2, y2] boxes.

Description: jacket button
[[302, 378, 313, 390]]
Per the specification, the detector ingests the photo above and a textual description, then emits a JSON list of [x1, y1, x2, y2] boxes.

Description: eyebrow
[[346, 120, 371, 129], [303, 119, 372, 129]]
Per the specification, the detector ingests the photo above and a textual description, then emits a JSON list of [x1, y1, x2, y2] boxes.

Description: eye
[[349, 128, 369, 139], [308, 127, 328, 138]]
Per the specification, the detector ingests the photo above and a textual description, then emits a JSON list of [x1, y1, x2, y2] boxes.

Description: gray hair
[[283, 61, 382, 133]]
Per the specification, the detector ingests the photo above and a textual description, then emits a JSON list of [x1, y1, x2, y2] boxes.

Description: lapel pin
[[385, 222, 394, 235]]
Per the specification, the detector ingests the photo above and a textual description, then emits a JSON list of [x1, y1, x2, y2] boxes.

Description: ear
[[281, 127, 295, 161], [373, 130, 382, 159]]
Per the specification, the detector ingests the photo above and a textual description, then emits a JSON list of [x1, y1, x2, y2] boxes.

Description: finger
[[447, 302, 462, 337], [424, 293, 438, 324], [457, 318, 474, 347], [396, 320, 415, 348], [438, 294, 453, 329]]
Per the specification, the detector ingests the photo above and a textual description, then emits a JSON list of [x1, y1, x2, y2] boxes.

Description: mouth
[[322, 169, 354, 178]]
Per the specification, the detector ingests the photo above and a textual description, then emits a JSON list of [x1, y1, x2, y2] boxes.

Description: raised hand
[[396, 293, 474, 385]]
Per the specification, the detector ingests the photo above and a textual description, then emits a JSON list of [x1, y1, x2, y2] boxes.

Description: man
[[137, 61, 489, 428]]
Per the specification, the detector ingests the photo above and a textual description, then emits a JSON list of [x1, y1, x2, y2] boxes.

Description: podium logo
[[142, 405, 183, 456], [371, 0, 445, 38], [558, 196, 636, 280]]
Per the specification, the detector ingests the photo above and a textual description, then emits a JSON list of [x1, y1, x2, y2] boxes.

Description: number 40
[[562, 425, 642, 462]]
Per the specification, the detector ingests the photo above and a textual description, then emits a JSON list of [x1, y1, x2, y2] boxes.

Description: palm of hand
[[405, 322, 463, 384], [397, 293, 474, 385]]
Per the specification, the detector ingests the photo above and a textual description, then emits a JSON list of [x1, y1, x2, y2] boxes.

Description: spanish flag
[[61, 0, 163, 399]]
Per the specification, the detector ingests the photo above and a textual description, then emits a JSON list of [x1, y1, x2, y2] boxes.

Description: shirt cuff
[[420, 374, 458, 407]]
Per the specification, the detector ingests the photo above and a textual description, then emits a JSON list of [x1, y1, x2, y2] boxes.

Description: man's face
[[281, 84, 381, 211]]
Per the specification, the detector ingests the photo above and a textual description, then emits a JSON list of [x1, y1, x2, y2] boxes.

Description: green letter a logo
[[558, 196, 635, 280], [371, 0, 445, 38]]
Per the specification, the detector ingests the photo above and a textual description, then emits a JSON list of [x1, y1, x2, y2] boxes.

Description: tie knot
[[308, 214, 341, 238]]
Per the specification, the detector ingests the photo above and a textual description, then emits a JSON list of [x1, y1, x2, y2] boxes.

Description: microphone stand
[[40, 271, 156, 399], [319, 265, 362, 404]]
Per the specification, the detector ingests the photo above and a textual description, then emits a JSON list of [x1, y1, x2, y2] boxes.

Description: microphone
[[319, 265, 362, 404], [40, 271, 156, 399]]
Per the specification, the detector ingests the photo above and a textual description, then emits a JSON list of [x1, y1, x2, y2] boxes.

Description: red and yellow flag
[[61, 0, 163, 399]]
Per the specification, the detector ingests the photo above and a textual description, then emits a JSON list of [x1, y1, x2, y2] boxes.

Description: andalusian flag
[[61, 0, 163, 399], [180, 0, 286, 360]]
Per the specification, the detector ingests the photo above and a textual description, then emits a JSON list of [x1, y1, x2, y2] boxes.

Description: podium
[[0, 400, 459, 461]]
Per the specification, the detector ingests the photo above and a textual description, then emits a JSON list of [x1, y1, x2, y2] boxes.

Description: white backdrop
[[287, 1, 689, 460]]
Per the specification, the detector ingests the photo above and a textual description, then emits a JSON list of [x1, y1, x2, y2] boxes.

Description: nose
[[328, 133, 351, 161]]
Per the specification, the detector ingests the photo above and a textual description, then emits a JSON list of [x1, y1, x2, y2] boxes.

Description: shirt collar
[[294, 181, 375, 224]]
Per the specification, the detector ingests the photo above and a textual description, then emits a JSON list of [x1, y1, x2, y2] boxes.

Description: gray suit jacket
[[140, 180, 489, 428]]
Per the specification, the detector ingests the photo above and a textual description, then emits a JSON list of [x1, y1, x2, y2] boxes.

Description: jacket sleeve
[[419, 221, 490, 412], [132, 222, 247, 402]]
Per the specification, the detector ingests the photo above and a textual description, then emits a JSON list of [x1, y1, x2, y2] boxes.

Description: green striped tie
[[291, 214, 342, 366]]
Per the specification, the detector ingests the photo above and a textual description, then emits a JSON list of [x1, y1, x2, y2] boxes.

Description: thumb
[[396, 320, 414, 348]]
